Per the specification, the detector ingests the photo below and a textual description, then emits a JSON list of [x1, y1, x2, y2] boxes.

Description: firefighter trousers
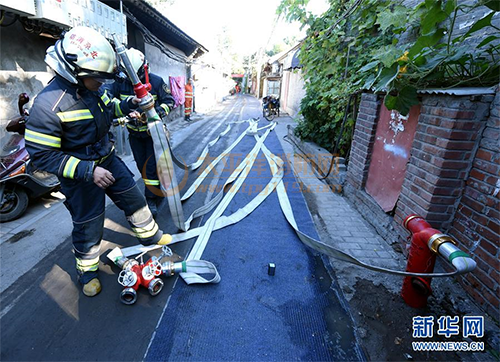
[[128, 133, 163, 201], [60, 152, 163, 284]]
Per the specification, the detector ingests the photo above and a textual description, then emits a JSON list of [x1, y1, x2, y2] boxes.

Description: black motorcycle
[[262, 95, 280, 121]]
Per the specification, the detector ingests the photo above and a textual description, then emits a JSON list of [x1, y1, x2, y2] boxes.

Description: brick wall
[[344, 94, 397, 240], [345, 93, 380, 190], [393, 93, 493, 248], [344, 89, 499, 318], [448, 91, 500, 318]]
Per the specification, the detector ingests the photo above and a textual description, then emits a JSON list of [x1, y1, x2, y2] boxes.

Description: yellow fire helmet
[[45, 26, 117, 84]]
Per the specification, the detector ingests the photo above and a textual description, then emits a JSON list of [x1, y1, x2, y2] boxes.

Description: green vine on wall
[[278, 0, 500, 155]]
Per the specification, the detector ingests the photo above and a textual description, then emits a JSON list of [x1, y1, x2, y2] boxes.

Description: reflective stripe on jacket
[[25, 76, 136, 181]]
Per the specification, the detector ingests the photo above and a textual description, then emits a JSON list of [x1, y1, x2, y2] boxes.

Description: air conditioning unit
[[0, 0, 36, 16]]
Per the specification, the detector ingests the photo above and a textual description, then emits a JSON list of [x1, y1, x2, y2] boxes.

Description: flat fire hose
[[114, 38, 472, 283], [167, 97, 244, 172], [168, 124, 231, 171], [121, 121, 473, 281]]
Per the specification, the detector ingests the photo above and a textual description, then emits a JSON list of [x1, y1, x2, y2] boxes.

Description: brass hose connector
[[427, 233, 457, 254]]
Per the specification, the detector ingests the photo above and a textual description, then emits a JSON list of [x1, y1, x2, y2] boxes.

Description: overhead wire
[[123, 5, 187, 64]]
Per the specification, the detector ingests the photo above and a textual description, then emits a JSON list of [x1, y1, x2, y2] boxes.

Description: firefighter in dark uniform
[[25, 27, 172, 297], [105, 48, 175, 217]]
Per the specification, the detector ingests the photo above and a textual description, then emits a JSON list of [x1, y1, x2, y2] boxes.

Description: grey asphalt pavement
[[0, 94, 371, 362], [0, 96, 248, 361]]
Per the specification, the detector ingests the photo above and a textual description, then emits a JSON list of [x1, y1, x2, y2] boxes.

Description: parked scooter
[[0, 93, 60, 222], [262, 95, 280, 121]]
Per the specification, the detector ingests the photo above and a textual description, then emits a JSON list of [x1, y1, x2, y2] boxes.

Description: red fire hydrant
[[401, 215, 440, 308], [400, 214, 479, 308]]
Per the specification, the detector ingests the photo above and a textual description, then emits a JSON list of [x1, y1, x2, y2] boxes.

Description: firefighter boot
[[83, 278, 102, 297], [158, 233, 172, 245]]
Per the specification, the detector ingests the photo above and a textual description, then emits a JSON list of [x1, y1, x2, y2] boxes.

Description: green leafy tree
[[278, 0, 499, 155], [216, 27, 245, 74], [266, 43, 287, 57]]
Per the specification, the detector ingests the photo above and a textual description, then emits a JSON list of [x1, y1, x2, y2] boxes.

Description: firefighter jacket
[[25, 76, 137, 182], [105, 73, 175, 134]]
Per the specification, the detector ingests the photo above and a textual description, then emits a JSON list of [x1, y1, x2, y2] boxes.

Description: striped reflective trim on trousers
[[132, 219, 160, 239], [144, 178, 160, 186], [57, 109, 93, 123], [126, 124, 149, 132], [63, 156, 81, 179], [160, 104, 169, 114], [25, 129, 62, 148], [76, 256, 100, 273]]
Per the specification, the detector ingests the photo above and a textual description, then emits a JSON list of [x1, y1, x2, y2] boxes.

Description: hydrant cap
[[403, 214, 422, 230]]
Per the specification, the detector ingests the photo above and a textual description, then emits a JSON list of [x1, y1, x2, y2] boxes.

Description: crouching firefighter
[[25, 26, 172, 297], [105, 48, 175, 217]]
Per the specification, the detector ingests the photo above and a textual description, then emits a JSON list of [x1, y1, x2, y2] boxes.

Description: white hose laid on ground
[[121, 119, 476, 281], [113, 35, 474, 283]]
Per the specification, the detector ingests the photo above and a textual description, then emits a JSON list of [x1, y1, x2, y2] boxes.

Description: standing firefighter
[[184, 78, 194, 121], [25, 27, 172, 297], [105, 48, 174, 217]]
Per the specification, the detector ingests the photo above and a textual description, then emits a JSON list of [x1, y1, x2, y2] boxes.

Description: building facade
[[0, 0, 206, 128]]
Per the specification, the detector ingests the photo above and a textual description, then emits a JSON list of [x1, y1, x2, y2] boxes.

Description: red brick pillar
[[345, 93, 381, 189], [393, 93, 493, 248], [448, 90, 500, 318]]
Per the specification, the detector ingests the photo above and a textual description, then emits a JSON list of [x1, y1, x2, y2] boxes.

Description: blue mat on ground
[[146, 127, 360, 361]]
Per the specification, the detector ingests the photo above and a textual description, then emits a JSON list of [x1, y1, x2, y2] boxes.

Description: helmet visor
[[78, 68, 116, 79], [93, 78, 115, 84]]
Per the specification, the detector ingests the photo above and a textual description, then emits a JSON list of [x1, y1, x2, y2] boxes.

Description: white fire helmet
[[125, 48, 146, 74], [45, 26, 117, 84]]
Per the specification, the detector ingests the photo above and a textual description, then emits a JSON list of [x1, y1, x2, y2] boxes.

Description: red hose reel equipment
[[116, 254, 164, 305], [109, 245, 186, 305]]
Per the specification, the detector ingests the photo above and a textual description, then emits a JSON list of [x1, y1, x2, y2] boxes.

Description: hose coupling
[[148, 278, 164, 296], [120, 287, 137, 305]]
